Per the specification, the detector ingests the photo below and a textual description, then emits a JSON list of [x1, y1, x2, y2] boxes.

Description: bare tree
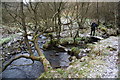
[[73, 2, 90, 43], [2, 2, 51, 72]]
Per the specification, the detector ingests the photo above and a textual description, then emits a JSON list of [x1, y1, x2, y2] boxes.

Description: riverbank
[[0, 28, 119, 78], [38, 36, 119, 78]]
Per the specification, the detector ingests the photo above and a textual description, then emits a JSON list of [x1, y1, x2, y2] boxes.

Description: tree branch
[[2, 54, 40, 72]]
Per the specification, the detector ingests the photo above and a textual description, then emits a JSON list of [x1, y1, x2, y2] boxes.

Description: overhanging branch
[[2, 54, 40, 72]]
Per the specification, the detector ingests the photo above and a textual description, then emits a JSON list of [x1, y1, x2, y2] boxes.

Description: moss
[[71, 47, 80, 57], [56, 69, 64, 75], [75, 37, 86, 41], [60, 37, 87, 46], [60, 38, 74, 45], [43, 41, 50, 49], [101, 27, 107, 32], [98, 25, 107, 32], [0, 34, 16, 45], [43, 39, 59, 49], [51, 39, 59, 46], [47, 33, 53, 37], [60, 39, 69, 45], [81, 62, 88, 66], [39, 68, 66, 78]]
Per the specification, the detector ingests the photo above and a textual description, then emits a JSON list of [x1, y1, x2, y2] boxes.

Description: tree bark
[[34, 34, 51, 71], [20, 1, 34, 56]]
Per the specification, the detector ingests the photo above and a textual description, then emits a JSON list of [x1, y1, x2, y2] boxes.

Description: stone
[[57, 45, 68, 52], [27, 36, 33, 40]]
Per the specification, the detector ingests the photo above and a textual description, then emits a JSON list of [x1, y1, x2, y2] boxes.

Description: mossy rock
[[47, 33, 53, 37], [43, 42, 50, 49], [51, 39, 59, 46], [60, 39, 69, 45], [98, 25, 107, 32], [70, 47, 80, 57], [101, 27, 107, 32], [60, 38, 74, 45], [84, 37, 91, 43], [43, 39, 59, 49]]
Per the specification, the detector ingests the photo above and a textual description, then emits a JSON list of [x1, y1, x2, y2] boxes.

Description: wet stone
[[2, 68, 27, 78]]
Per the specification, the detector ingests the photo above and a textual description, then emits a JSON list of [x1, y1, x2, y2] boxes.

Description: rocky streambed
[[1, 35, 71, 78], [0, 34, 119, 78]]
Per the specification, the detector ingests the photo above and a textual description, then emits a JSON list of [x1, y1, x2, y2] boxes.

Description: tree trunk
[[96, 1, 99, 24], [20, 1, 34, 56], [57, 5, 62, 40], [34, 35, 51, 71]]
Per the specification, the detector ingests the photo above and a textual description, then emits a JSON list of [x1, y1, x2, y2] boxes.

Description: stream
[[1, 35, 119, 78], [1, 35, 70, 78]]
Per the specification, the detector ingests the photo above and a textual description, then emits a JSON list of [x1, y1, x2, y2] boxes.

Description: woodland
[[0, 1, 120, 79]]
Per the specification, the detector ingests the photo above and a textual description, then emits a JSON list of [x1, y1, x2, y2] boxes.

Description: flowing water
[[1, 35, 70, 78]]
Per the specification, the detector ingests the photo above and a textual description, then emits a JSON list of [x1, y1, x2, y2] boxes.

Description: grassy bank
[[0, 34, 17, 45]]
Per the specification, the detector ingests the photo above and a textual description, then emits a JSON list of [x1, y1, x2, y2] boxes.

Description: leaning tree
[[2, 2, 52, 72]]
